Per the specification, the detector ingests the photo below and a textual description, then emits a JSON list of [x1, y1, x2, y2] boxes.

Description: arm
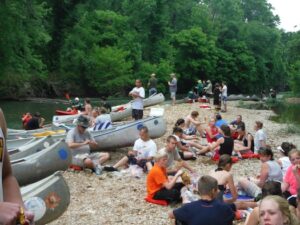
[[67, 140, 90, 149], [257, 163, 269, 188], [163, 170, 183, 190], [176, 141, 189, 152], [292, 164, 300, 187], [210, 137, 224, 151], [224, 174, 238, 203], [244, 207, 259, 225]]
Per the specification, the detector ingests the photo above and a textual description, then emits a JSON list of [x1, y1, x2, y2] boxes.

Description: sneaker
[[103, 166, 118, 172], [95, 165, 103, 175]]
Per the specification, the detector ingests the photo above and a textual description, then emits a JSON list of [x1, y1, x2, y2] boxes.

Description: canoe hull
[[21, 171, 70, 225], [12, 140, 71, 186]]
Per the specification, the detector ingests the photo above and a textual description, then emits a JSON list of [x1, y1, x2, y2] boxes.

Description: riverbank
[[48, 101, 299, 225]]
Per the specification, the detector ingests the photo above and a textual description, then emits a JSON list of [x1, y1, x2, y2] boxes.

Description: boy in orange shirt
[[147, 149, 184, 203]]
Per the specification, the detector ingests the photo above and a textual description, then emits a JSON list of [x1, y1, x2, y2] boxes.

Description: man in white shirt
[[254, 121, 267, 153], [221, 81, 228, 112], [104, 126, 157, 172], [129, 79, 145, 120]]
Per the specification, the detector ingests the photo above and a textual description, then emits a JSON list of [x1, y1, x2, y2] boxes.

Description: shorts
[[184, 127, 197, 135], [243, 181, 262, 198], [222, 96, 227, 102], [127, 155, 153, 172], [132, 109, 143, 120], [72, 152, 103, 168], [170, 92, 176, 98]]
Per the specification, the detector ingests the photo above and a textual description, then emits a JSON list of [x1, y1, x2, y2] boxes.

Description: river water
[[0, 98, 129, 129]]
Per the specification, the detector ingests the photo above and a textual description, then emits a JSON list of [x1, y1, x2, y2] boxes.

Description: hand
[[292, 164, 300, 174], [128, 150, 135, 156], [25, 211, 34, 224], [83, 140, 90, 145], [0, 202, 21, 225]]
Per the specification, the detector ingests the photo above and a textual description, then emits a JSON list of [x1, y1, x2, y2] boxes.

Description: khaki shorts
[[72, 152, 104, 168], [244, 181, 262, 198]]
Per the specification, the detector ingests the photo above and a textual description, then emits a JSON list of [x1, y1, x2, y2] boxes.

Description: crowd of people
[[1, 73, 299, 225]]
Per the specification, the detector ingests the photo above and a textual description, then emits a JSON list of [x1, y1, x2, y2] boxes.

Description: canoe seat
[[144, 196, 168, 206], [69, 164, 82, 171]]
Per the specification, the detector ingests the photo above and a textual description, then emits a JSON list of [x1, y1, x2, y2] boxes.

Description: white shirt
[[130, 87, 145, 110], [254, 129, 267, 153], [0, 128, 5, 201], [133, 138, 157, 160], [278, 156, 291, 177], [222, 85, 228, 97]]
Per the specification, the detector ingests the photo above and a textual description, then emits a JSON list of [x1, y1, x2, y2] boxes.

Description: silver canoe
[[7, 137, 37, 150], [92, 116, 166, 150], [53, 93, 165, 124], [21, 171, 70, 225], [12, 140, 71, 186], [9, 136, 56, 160]]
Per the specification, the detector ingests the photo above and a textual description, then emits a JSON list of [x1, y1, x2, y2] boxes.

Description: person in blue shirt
[[169, 175, 235, 225], [215, 113, 228, 128]]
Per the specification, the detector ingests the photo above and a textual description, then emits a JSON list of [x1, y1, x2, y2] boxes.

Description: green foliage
[[0, 0, 298, 98]]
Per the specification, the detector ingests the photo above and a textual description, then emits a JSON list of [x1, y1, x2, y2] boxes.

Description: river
[[0, 98, 130, 129]]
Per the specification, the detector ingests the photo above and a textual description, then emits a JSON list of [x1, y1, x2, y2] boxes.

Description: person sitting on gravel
[[197, 124, 234, 157], [162, 135, 194, 175], [277, 142, 295, 177], [209, 154, 238, 203], [230, 115, 245, 129], [169, 175, 235, 225], [205, 117, 220, 143], [172, 127, 197, 160], [238, 147, 282, 199], [184, 111, 205, 137], [175, 119, 198, 140], [147, 149, 184, 203], [215, 113, 228, 128], [254, 121, 267, 153], [66, 115, 110, 174], [103, 126, 157, 172], [92, 107, 112, 131], [234, 124, 254, 153], [281, 149, 300, 207]]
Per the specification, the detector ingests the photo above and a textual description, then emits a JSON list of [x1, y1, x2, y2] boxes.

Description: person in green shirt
[[197, 80, 203, 97]]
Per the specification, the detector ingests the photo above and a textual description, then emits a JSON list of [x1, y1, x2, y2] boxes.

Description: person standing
[[147, 73, 158, 96], [197, 80, 203, 97], [213, 83, 221, 111], [254, 121, 267, 153], [0, 108, 34, 224], [221, 81, 228, 112], [129, 79, 145, 120], [203, 80, 212, 103], [168, 73, 177, 106]]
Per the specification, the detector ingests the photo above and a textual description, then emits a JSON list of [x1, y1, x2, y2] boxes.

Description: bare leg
[[99, 152, 110, 164], [146, 161, 153, 171], [83, 158, 94, 169], [113, 156, 129, 169]]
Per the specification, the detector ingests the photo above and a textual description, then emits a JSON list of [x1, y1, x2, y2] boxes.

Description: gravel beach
[[48, 101, 300, 225]]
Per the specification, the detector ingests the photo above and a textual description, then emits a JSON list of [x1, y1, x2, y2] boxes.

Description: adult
[[129, 79, 145, 120], [234, 124, 254, 153], [82, 98, 92, 117], [147, 73, 157, 96], [203, 80, 213, 102], [0, 108, 34, 224], [215, 113, 228, 128], [25, 112, 45, 130], [146, 149, 184, 203], [197, 80, 203, 97], [92, 107, 112, 131], [66, 115, 110, 174], [230, 115, 245, 129], [198, 124, 234, 157], [185, 111, 205, 137], [71, 97, 84, 111], [277, 142, 295, 177], [169, 175, 235, 225], [239, 147, 282, 198], [162, 135, 194, 175], [175, 118, 198, 140], [209, 154, 238, 203], [172, 127, 196, 160], [99, 96, 112, 113], [221, 81, 228, 112], [168, 73, 177, 106], [213, 83, 221, 111], [259, 195, 299, 225], [281, 149, 300, 207], [254, 121, 267, 153], [205, 117, 220, 143], [104, 126, 157, 172]]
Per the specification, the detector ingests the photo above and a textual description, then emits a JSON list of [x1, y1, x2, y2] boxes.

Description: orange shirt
[[146, 164, 168, 198]]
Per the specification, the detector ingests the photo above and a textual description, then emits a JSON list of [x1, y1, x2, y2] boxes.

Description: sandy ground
[[48, 101, 300, 225]]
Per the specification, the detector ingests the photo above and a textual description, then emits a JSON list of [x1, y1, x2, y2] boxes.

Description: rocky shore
[[48, 101, 300, 225]]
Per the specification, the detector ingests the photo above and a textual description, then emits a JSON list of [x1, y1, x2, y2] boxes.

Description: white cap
[[75, 97, 79, 101]]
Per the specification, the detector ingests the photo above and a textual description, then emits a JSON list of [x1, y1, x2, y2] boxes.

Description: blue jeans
[[149, 88, 157, 96]]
